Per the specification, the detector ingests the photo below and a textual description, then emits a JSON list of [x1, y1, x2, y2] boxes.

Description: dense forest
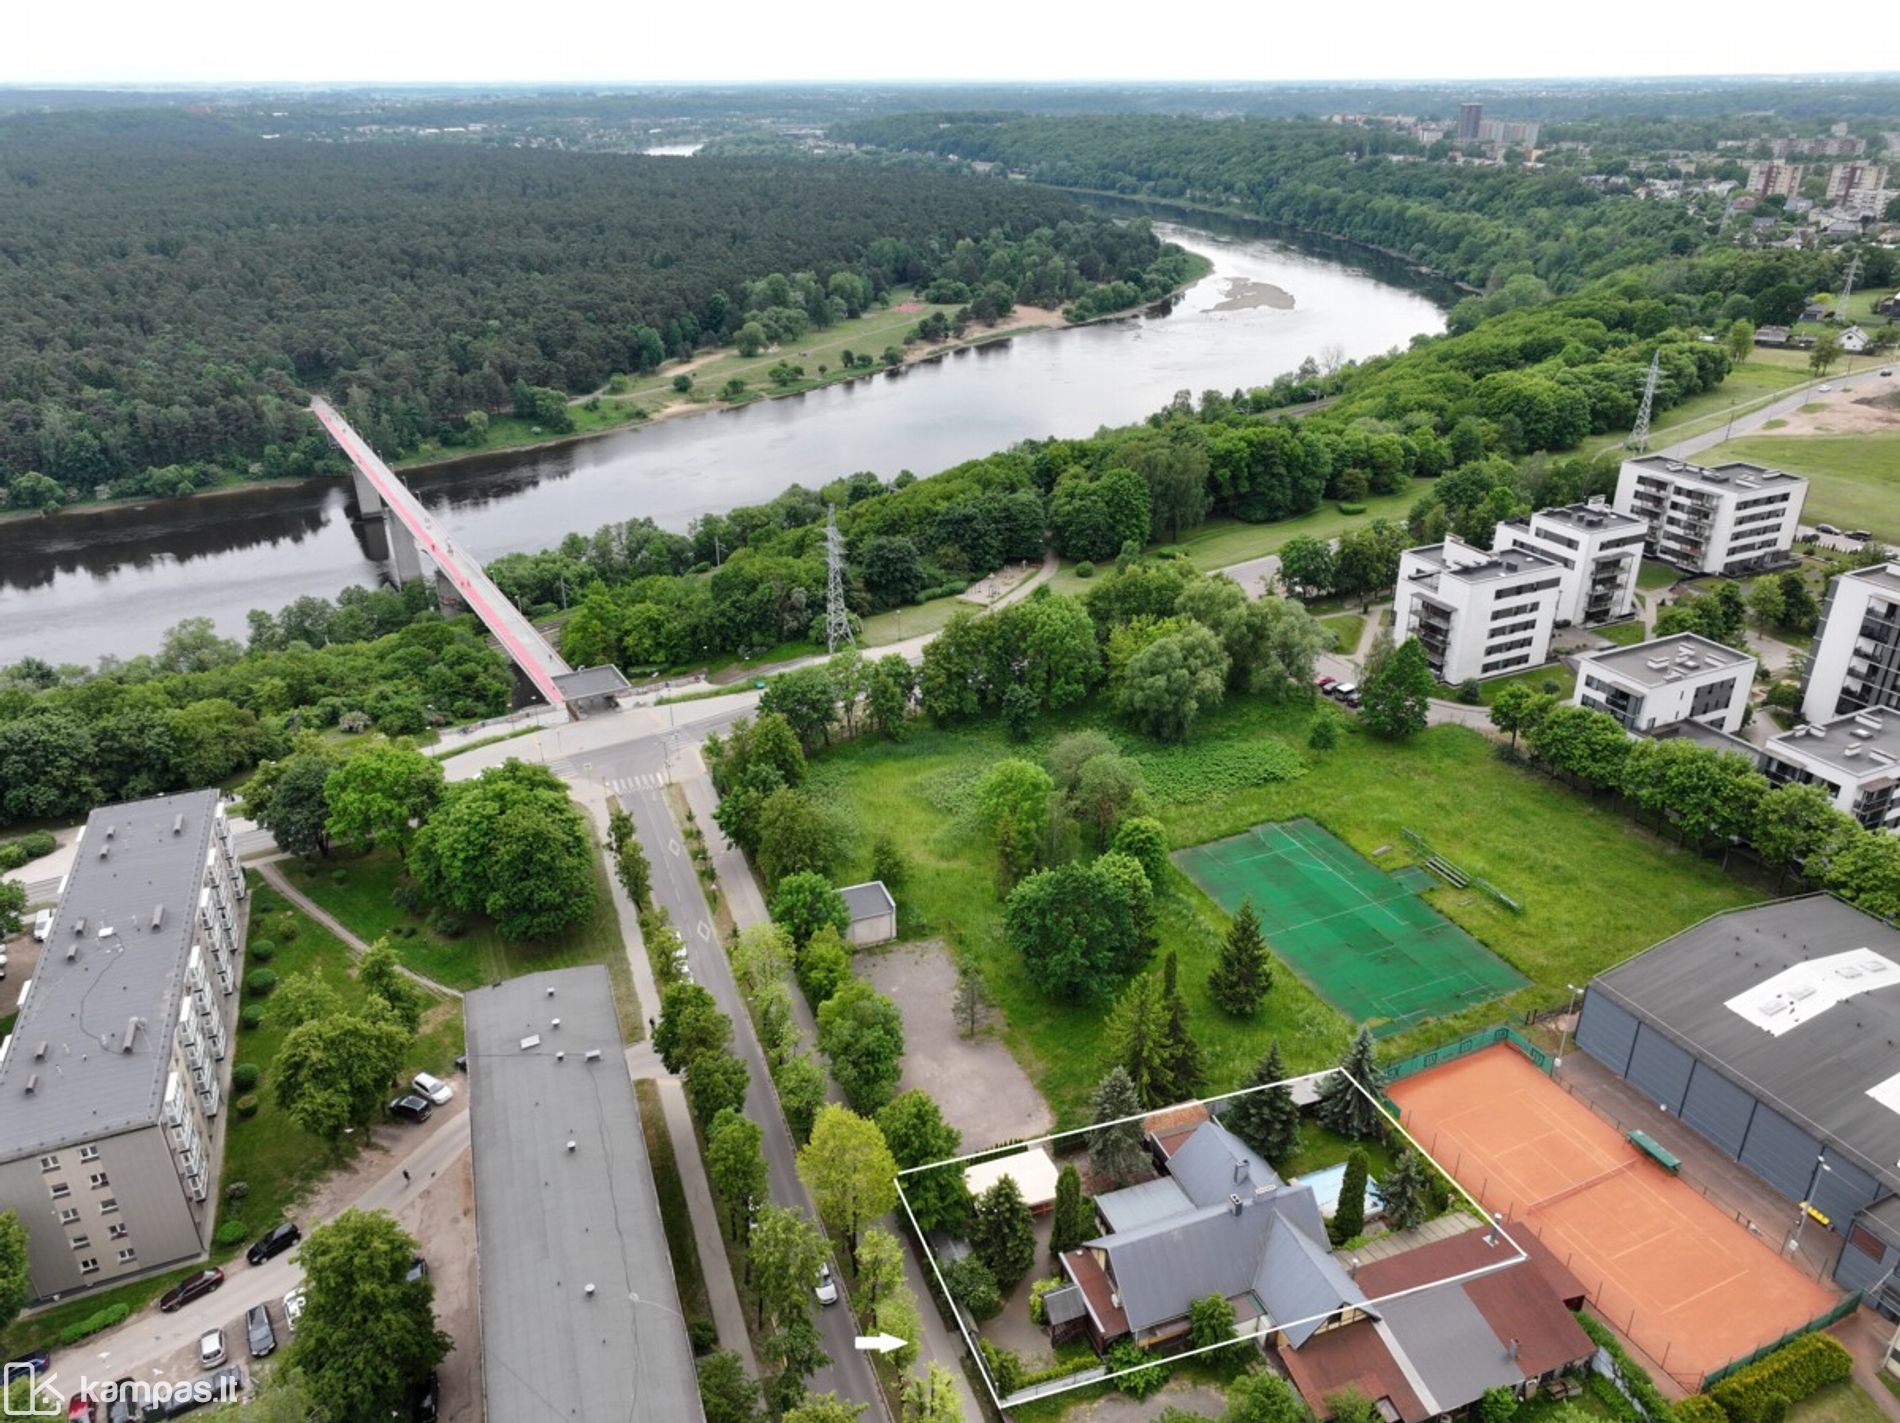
[[0, 114, 1178, 503]]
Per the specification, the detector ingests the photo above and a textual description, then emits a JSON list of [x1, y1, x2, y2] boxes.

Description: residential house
[[1754, 325, 1793, 347], [1492, 499, 1646, 627], [1613, 456, 1808, 576], [1763, 709, 1900, 833], [1840, 326, 1871, 354], [1572, 634, 1757, 736], [1393, 537, 1566, 684]]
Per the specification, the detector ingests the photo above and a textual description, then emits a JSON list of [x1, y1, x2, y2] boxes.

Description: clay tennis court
[[1390, 1045, 1839, 1386]]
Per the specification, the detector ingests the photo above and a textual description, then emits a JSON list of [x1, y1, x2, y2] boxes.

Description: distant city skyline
[[7, 0, 1899, 87]]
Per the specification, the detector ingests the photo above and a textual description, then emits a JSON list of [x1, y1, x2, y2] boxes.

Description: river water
[[0, 219, 1447, 666]]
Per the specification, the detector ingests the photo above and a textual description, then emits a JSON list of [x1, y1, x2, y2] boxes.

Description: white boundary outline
[[896, 1069, 1533, 1412]]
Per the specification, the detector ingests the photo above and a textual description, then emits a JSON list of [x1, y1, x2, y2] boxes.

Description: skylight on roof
[[1725, 948, 1900, 1037]]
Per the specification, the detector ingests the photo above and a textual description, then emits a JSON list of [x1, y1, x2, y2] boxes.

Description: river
[[0, 219, 1447, 666]]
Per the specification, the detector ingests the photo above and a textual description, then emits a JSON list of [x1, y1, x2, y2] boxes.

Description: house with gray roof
[[838, 880, 896, 946]]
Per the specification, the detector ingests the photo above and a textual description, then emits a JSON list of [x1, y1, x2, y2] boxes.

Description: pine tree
[[1088, 1067, 1148, 1186], [1328, 1149, 1369, 1246], [971, 1175, 1037, 1293], [1207, 899, 1272, 1016], [1159, 952, 1205, 1102], [1315, 1027, 1386, 1142], [1048, 1164, 1095, 1258], [1105, 972, 1170, 1106], [1223, 1041, 1303, 1166], [1380, 1148, 1431, 1233]]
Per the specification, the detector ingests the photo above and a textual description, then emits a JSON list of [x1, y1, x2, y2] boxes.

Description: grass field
[[288, 843, 641, 1038], [1477, 662, 1576, 706], [811, 696, 1759, 1124], [1789, 1382, 1891, 1423], [1698, 431, 1900, 541], [1320, 613, 1366, 654], [1592, 620, 1649, 648], [1581, 360, 1813, 458], [634, 1078, 716, 1345], [1637, 558, 1681, 592]]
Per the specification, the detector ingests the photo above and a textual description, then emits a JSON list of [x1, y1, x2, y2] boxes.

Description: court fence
[[1696, 1292, 1862, 1391], [1383, 1023, 1552, 1085]]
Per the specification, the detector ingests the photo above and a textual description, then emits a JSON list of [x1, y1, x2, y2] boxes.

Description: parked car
[[33, 908, 54, 942], [281, 1286, 306, 1336], [158, 1367, 242, 1418], [409, 1372, 441, 1422], [245, 1305, 277, 1359], [4, 1355, 52, 1383], [1817, 523, 1843, 536], [159, 1269, 224, 1313], [104, 1379, 142, 1423], [1332, 681, 1358, 702], [1315, 675, 1336, 691], [813, 1263, 839, 1306], [406, 1255, 429, 1284], [1847, 530, 1873, 542], [388, 1094, 433, 1124], [1881, 368, 1894, 377], [245, 1222, 300, 1266], [410, 1072, 453, 1106], [67, 1392, 97, 1422], [197, 1328, 226, 1370], [1818, 383, 1834, 392]]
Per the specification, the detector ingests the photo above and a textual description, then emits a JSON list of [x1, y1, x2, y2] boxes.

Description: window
[[38, 1154, 60, 1173], [98, 1198, 119, 1215], [69, 1234, 89, 1250], [108, 1224, 129, 1241], [78, 1258, 99, 1276], [49, 1182, 70, 1201], [116, 1248, 136, 1265], [1851, 1225, 1886, 1261], [88, 1173, 109, 1191], [78, 1146, 99, 1163], [57, 1208, 80, 1225]]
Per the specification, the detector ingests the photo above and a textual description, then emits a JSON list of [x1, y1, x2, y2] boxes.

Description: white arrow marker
[[854, 1333, 907, 1354]]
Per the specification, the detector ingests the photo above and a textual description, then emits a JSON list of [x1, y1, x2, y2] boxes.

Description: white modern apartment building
[[1394, 535, 1566, 683], [1614, 456, 1808, 576], [0, 791, 246, 1301], [1802, 563, 1900, 725], [1573, 634, 1757, 735], [1493, 498, 1647, 627], [1763, 709, 1900, 833]]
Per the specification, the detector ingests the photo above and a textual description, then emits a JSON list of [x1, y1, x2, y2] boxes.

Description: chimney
[[1507, 1338, 1520, 1362], [1229, 1193, 1244, 1217]]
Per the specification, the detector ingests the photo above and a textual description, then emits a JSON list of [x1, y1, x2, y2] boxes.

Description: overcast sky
[[7, 0, 1899, 86]]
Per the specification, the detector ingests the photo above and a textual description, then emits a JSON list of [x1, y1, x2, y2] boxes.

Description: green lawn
[[1698, 431, 1900, 541], [1478, 663, 1576, 706], [1592, 620, 1648, 647], [1176, 495, 1419, 574], [859, 590, 990, 648], [1320, 614, 1366, 655], [287, 842, 642, 1040], [1581, 360, 1813, 457], [634, 1078, 716, 1345], [810, 696, 1759, 1126], [1637, 558, 1681, 592], [1789, 1381, 1891, 1423]]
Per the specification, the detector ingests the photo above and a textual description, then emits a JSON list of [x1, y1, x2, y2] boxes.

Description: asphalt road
[[619, 777, 885, 1414], [1659, 364, 1895, 460]]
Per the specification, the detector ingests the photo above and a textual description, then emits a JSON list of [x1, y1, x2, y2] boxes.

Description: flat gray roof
[[1663, 720, 1763, 759], [0, 791, 219, 1160], [839, 880, 894, 921], [1527, 501, 1646, 533], [1839, 564, 1900, 599], [552, 664, 633, 700], [1578, 633, 1752, 687], [466, 966, 703, 1423], [1590, 896, 1900, 1192], [1767, 708, 1900, 779], [1404, 543, 1562, 586], [1625, 454, 1807, 493]]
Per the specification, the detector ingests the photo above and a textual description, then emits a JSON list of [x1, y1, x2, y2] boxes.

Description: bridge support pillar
[[435, 567, 469, 615], [384, 509, 423, 585], [349, 465, 384, 519]]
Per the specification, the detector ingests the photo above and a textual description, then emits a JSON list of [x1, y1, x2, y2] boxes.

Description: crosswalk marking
[[604, 772, 666, 794]]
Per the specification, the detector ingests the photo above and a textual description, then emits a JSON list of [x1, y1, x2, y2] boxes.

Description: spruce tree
[[1329, 1149, 1369, 1246], [1087, 1067, 1147, 1186], [1105, 972, 1171, 1107], [1208, 899, 1273, 1016], [971, 1175, 1037, 1292], [1159, 952, 1205, 1102], [1048, 1163, 1095, 1258], [1224, 1041, 1303, 1166], [1380, 1148, 1431, 1233], [1315, 1027, 1386, 1141]]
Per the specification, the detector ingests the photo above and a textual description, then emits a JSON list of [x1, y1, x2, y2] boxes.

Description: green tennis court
[[1174, 818, 1525, 1033]]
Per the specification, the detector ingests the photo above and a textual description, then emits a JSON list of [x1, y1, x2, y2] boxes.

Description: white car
[[1818, 383, 1834, 392], [411, 1072, 454, 1106], [282, 1286, 306, 1335], [814, 1263, 839, 1307], [32, 909, 53, 942], [199, 1327, 227, 1370]]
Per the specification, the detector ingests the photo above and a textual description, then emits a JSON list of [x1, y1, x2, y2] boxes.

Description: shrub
[[246, 969, 279, 999], [1075, 561, 1096, 578], [240, 1004, 265, 1031], [231, 1062, 261, 1092], [427, 909, 466, 938], [58, 1303, 131, 1348], [1027, 1275, 1064, 1326], [235, 1095, 260, 1118], [1578, 1313, 1677, 1423], [275, 914, 300, 941], [688, 1318, 717, 1353], [1338, 501, 1368, 515], [19, 830, 56, 858], [672, 373, 694, 393], [1455, 678, 1483, 705], [0, 843, 22, 871], [943, 1254, 1002, 1321], [224, 1180, 250, 1202], [1709, 1333, 1852, 1423], [979, 1340, 1023, 1396], [247, 938, 275, 963], [213, 1220, 248, 1248], [1105, 1340, 1168, 1398], [390, 883, 423, 912], [331, 868, 349, 885], [1678, 1400, 1729, 1423]]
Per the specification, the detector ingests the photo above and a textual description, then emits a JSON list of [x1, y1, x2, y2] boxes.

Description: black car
[[245, 1222, 300, 1266], [155, 1366, 243, 1418], [156, 1268, 224, 1313], [409, 1372, 440, 1422], [245, 1304, 277, 1359], [104, 1378, 142, 1423], [388, 1094, 433, 1124]]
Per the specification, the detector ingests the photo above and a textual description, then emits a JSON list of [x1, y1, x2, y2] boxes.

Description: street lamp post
[[1555, 983, 1585, 1069]]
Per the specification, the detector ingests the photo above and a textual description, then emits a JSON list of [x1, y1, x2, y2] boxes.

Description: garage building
[[1576, 894, 1900, 1314]]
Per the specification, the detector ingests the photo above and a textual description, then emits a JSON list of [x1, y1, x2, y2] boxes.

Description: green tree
[[775, 1054, 828, 1144], [1328, 1150, 1370, 1245], [796, 923, 853, 1006], [876, 1091, 967, 1234], [0, 1212, 27, 1336], [865, 654, 915, 739], [1380, 1148, 1432, 1233], [655, 982, 732, 1074], [971, 1173, 1038, 1292], [7, 470, 67, 512], [686, 1047, 752, 1129], [869, 831, 911, 894], [1361, 637, 1433, 738], [358, 938, 424, 1032], [1118, 621, 1230, 741], [1809, 328, 1842, 376], [771, 871, 850, 949], [1277, 535, 1336, 598], [262, 971, 345, 1033], [1208, 899, 1272, 1016], [272, 1009, 410, 1146], [1110, 816, 1169, 886], [1088, 1067, 1147, 1186], [1188, 1292, 1237, 1351], [784, 1395, 866, 1423], [322, 740, 444, 856], [707, 1109, 768, 1240], [1224, 1041, 1303, 1166], [1224, 1370, 1315, 1423], [1004, 859, 1145, 1001], [1488, 683, 1553, 749], [873, 1279, 923, 1372], [616, 835, 652, 909], [757, 788, 851, 888], [797, 1104, 899, 1265], [1480, 1386, 1520, 1423], [954, 961, 986, 1039], [1107, 970, 1172, 1106], [1049, 1163, 1094, 1257], [288, 1209, 450, 1420], [1726, 318, 1756, 363], [699, 1349, 766, 1423], [1316, 1029, 1386, 1141], [1158, 951, 1204, 1101], [1827, 831, 1900, 922], [760, 667, 839, 751], [855, 1226, 908, 1310], [749, 1203, 826, 1331], [0, 882, 24, 944], [1068, 753, 1149, 849], [248, 748, 339, 858], [901, 1362, 965, 1423], [975, 758, 1054, 887], [1754, 782, 1857, 888], [817, 979, 906, 1113]]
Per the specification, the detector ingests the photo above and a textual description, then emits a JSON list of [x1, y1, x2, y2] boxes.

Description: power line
[[824, 504, 854, 654]]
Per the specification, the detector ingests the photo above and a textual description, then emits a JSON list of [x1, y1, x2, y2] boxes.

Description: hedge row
[[1579, 1312, 1677, 1423], [1708, 1334, 1853, 1423], [57, 1302, 130, 1347], [1677, 1398, 1728, 1423]]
